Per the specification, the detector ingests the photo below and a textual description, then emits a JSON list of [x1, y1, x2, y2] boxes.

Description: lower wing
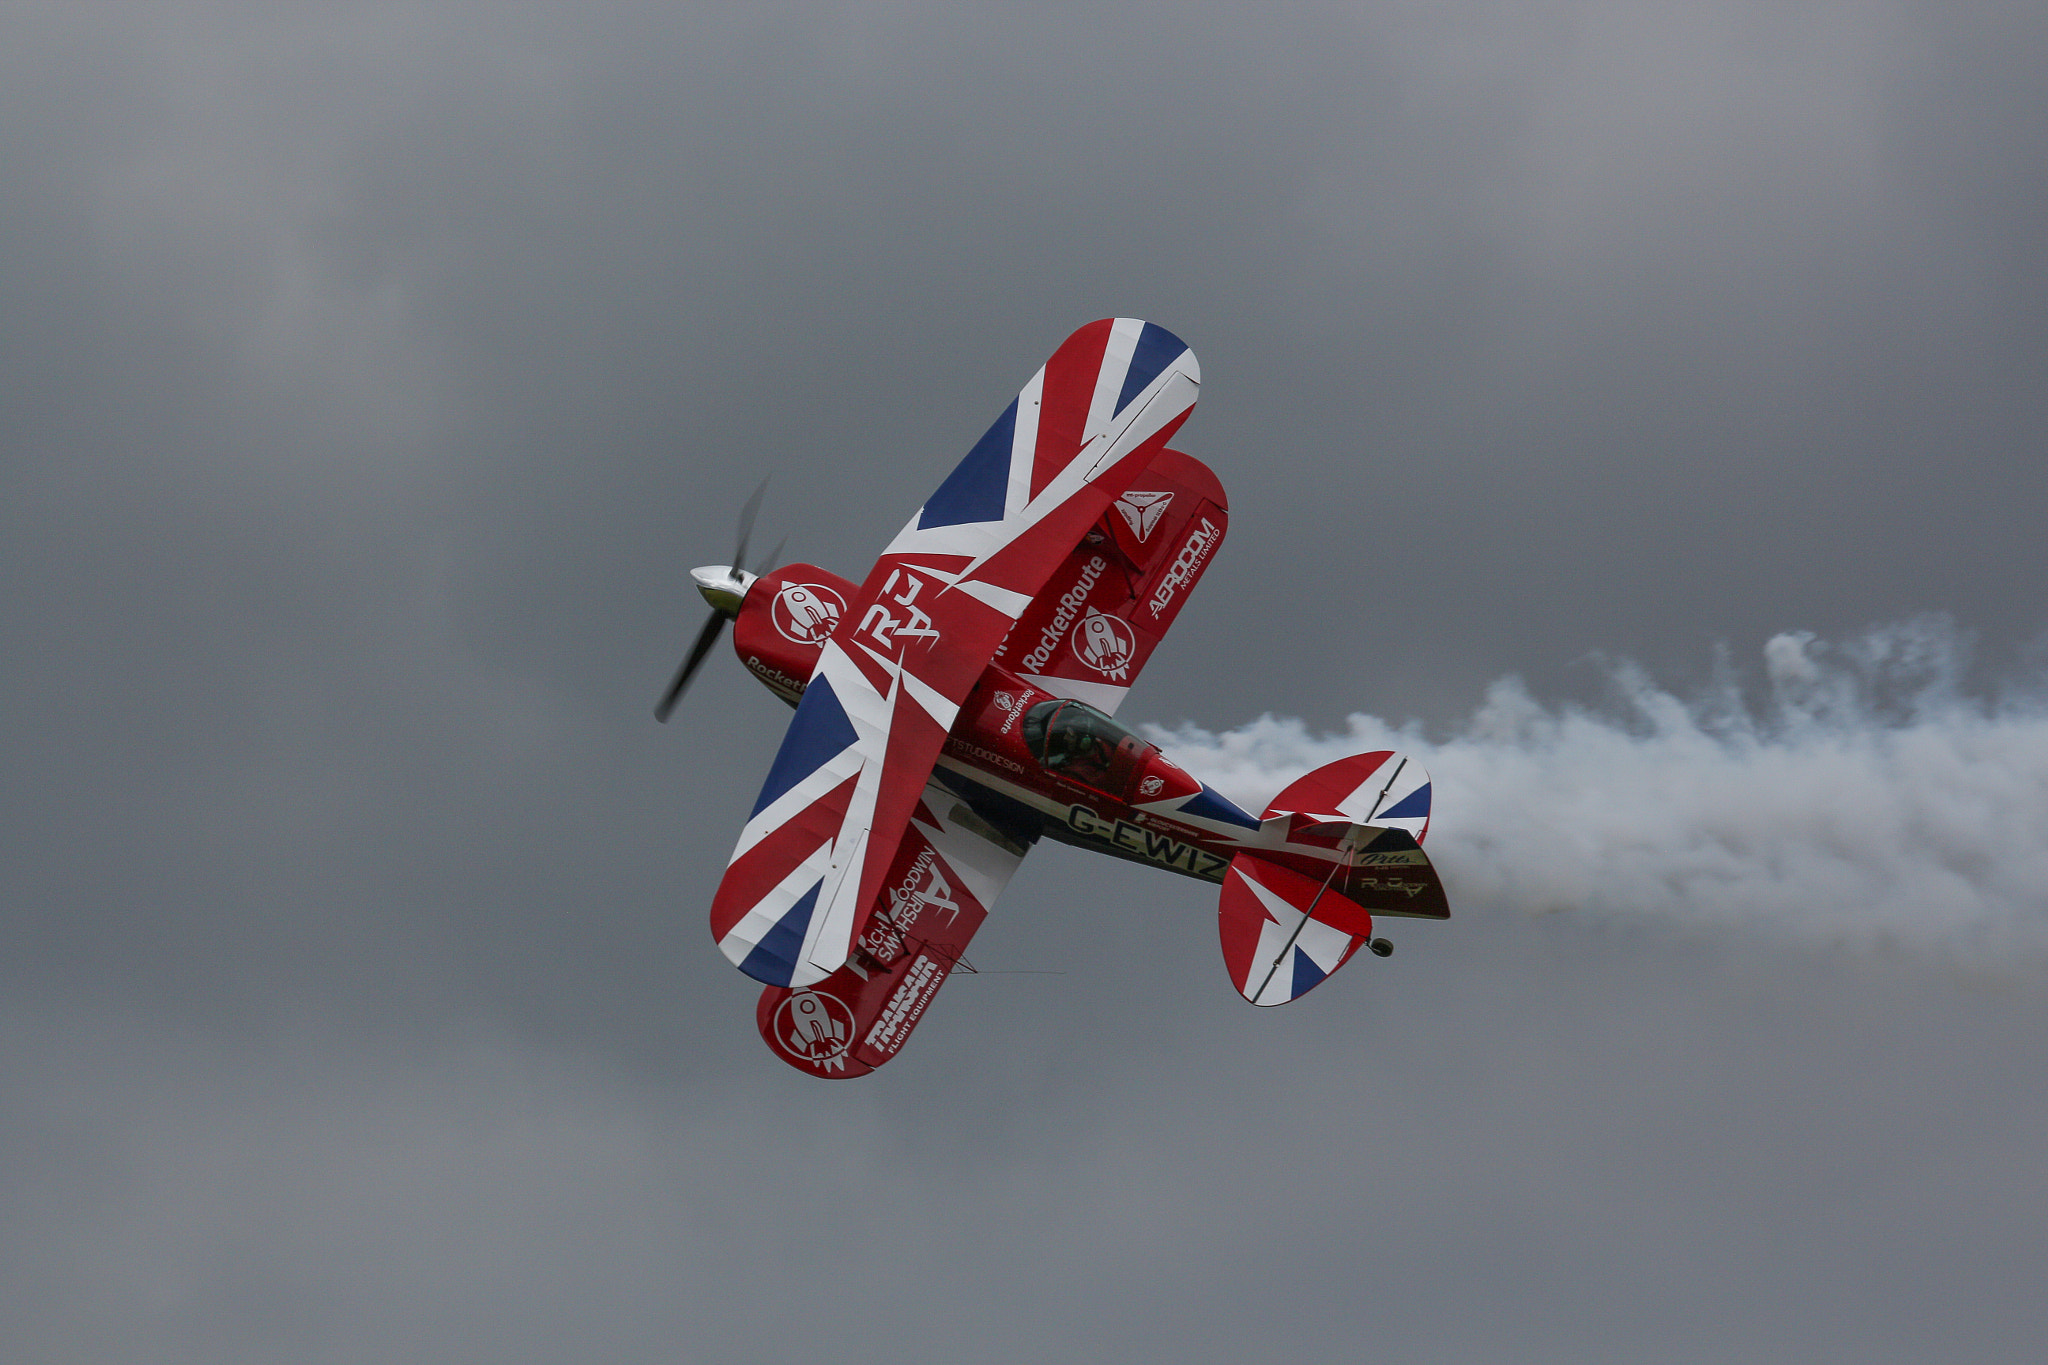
[[751, 782, 1033, 1076]]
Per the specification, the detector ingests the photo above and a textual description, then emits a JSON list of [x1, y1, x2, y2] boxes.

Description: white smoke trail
[[1148, 620, 2048, 955]]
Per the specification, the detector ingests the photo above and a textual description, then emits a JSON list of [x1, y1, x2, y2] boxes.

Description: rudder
[[1217, 748, 1451, 1006]]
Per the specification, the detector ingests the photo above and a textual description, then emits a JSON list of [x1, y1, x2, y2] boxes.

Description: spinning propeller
[[654, 479, 783, 722]]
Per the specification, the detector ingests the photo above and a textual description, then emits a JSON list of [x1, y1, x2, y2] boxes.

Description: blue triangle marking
[[1374, 782, 1432, 822], [751, 675, 859, 818], [1177, 784, 1261, 830], [738, 878, 823, 986], [1289, 945, 1329, 1001], [919, 398, 1015, 529], [1113, 323, 1188, 418]]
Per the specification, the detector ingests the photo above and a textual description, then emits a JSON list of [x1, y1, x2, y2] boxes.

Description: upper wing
[[991, 447, 1228, 715], [711, 319, 1200, 985]]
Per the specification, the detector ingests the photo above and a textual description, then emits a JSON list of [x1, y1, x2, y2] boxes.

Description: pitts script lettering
[[1023, 556, 1106, 672], [1149, 518, 1219, 618], [1354, 849, 1428, 867]]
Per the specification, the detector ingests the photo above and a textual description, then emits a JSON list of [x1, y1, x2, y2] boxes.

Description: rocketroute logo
[[1072, 608, 1137, 680], [771, 583, 846, 644], [773, 991, 855, 1071]]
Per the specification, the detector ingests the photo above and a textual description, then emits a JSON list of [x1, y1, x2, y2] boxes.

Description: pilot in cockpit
[[1023, 699, 1125, 785]]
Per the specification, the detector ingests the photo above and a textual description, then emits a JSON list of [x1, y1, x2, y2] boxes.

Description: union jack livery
[[657, 320, 1449, 1077]]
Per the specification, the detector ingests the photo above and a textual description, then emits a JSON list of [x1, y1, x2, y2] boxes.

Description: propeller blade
[[656, 479, 774, 725], [752, 534, 788, 577], [732, 476, 769, 576], [654, 610, 729, 722]]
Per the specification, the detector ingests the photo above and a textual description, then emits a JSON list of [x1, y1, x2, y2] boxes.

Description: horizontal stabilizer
[[1218, 747, 1454, 1006], [1217, 854, 1375, 1007]]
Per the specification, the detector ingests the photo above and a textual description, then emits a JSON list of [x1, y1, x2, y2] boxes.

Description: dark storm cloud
[[9, 922, 2048, 1363], [4, 2, 2045, 1361]]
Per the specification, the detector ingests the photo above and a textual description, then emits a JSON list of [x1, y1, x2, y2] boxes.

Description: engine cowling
[[728, 563, 860, 706]]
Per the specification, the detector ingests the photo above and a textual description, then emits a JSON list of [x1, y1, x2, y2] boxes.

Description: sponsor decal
[[773, 991, 855, 1072], [1132, 811, 1209, 840], [855, 917, 904, 965], [890, 848, 961, 931], [1071, 608, 1137, 681], [855, 567, 941, 652], [1149, 517, 1221, 619], [864, 954, 946, 1055], [1114, 490, 1174, 541], [771, 583, 846, 645], [947, 738, 1025, 774], [1066, 805, 1231, 880], [745, 655, 807, 697], [1138, 774, 1166, 798], [992, 688, 1031, 734], [1022, 556, 1106, 673], [1351, 876, 1429, 899], [1355, 849, 1429, 867]]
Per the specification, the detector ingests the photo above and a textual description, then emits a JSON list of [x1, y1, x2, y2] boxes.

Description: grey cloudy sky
[[4, 3, 2045, 1361]]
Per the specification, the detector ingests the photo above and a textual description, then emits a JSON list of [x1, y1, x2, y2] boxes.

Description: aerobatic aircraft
[[657, 319, 1448, 1077]]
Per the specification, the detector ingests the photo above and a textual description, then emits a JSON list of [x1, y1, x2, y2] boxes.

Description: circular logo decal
[[772, 990, 855, 1067], [1071, 608, 1138, 678], [771, 582, 846, 645]]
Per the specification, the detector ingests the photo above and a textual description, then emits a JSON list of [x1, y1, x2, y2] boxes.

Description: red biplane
[[657, 320, 1448, 1077]]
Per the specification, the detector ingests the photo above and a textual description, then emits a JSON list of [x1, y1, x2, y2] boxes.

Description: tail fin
[[1217, 750, 1449, 1006], [1264, 748, 1432, 842]]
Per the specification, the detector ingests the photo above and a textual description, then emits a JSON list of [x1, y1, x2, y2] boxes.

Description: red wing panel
[[753, 786, 1027, 1077], [994, 448, 1229, 715]]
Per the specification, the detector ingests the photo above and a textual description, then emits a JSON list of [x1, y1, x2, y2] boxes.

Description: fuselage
[[718, 562, 1433, 906]]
